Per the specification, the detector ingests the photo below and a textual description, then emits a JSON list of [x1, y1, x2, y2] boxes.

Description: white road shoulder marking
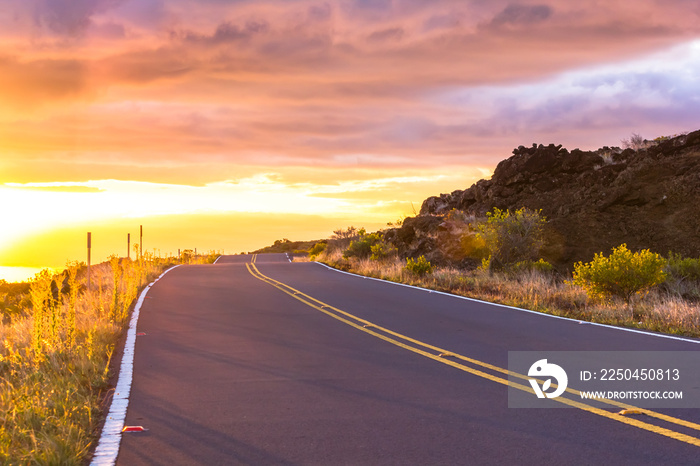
[[90, 265, 181, 466]]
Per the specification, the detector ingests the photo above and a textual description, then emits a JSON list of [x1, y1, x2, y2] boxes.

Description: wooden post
[[87, 232, 92, 290], [127, 233, 131, 260], [139, 225, 143, 260]]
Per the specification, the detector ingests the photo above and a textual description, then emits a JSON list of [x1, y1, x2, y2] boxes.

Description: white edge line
[[213, 255, 222, 264], [312, 261, 700, 345], [90, 264, 182, 466]]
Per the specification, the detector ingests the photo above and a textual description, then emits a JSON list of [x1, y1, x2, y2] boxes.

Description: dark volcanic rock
[[414, 130, 700, 269]]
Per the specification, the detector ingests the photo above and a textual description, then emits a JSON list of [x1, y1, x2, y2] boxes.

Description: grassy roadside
[[0, 252, 218, 464], [311, 249, 700, 338]]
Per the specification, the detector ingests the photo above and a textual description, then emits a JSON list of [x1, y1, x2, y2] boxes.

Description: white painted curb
[[90, 265, 181, 466], [313, 262, 700, 345]]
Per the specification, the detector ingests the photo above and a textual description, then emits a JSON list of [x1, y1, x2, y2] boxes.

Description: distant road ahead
[[116, 254, 700, 465]]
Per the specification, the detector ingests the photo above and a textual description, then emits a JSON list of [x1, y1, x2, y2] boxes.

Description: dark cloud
[[111, 0, 166, 29], [341, 0, 394, 20], [347, 0, 393, 11], [423, 13, 460, 32], [90, 21, 126, 39], [308, 2, 333, 21], [34, 0, 125, 36], [178, 20, 269, 45], [489, 3, 553, 28], [258, 34, 334, 62], [99, 48, 194, 84], [367, 27, 404, 43]]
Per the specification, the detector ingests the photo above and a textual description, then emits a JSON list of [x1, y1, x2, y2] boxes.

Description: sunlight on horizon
[[0, 166, 489, 281], [0, 266, 61, 283]]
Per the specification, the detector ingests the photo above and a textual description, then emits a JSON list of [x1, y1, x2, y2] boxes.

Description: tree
[[329, 226, 363, 251]]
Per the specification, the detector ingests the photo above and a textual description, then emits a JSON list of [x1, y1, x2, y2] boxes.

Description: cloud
[[96, 47, 194, 84], [488, 3, 553, 28], [308, 2, 333, 21], [0, 55, 88, 106], [33, 0, 126, 36], [1, 0, 699, 190], [109, 0, 166, 29], [4, 183, 103, 193], [89, 21, 126, 39], [423, 13, 461, 32], [367, 27, 404, 43], [448, 40, 700, 148], [343, 0, 393, 15], [177, 20, 269, 45]]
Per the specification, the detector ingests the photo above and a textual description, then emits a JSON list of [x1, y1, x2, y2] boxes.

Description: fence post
[[87, 232, 92, 290]]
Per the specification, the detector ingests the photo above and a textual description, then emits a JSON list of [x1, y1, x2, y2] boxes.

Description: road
[[114, 253, 700, 465]]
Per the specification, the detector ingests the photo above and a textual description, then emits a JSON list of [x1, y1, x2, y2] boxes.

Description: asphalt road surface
[[115, 253, 700, 465]]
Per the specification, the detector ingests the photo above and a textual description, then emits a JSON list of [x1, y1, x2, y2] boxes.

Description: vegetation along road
[[110, 253, 700, 465]]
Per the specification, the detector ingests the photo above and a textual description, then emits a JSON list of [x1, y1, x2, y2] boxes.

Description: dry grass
[[317, 251, 700, 337], [0, 254, 182, 464]]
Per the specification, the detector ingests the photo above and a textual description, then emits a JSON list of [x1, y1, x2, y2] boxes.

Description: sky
[[1, 0, 699, 280]]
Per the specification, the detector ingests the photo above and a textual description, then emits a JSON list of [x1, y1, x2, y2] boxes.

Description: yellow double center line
[[246, 261, 700, 447]]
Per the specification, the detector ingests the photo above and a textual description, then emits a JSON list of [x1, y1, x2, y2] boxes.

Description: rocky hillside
[[392, 130, 700, 269]]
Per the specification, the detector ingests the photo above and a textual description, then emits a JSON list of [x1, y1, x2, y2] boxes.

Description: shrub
[[370, 242, 397, 261], [181, 249, 194, 263], [569, 244, 667, 304], [30, 269, 54, 357], [479, 256, 491, 271], [513, 259, 554, 274], [343, 232, 382, 259], [404, 256, 434, 276], [665, 253, 700, 281], [205, 251, 220, 263], [476, 207, 546, 271], [309, 242, 327, 258], [460, 233, 489, 259], [621, 133, 646, 151]]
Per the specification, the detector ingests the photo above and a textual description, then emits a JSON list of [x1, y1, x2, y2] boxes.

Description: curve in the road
[[99, 253, 700, 465]]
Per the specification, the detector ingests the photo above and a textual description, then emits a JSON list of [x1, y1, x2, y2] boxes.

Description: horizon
[[2, 0, 699, 282]]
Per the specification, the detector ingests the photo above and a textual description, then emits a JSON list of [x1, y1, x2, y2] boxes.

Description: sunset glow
[[1, 0, 699, 280]]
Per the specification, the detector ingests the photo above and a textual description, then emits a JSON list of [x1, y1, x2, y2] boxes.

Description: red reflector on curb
[[617, 409, 645, 416], [122, 426, 148, 432]]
